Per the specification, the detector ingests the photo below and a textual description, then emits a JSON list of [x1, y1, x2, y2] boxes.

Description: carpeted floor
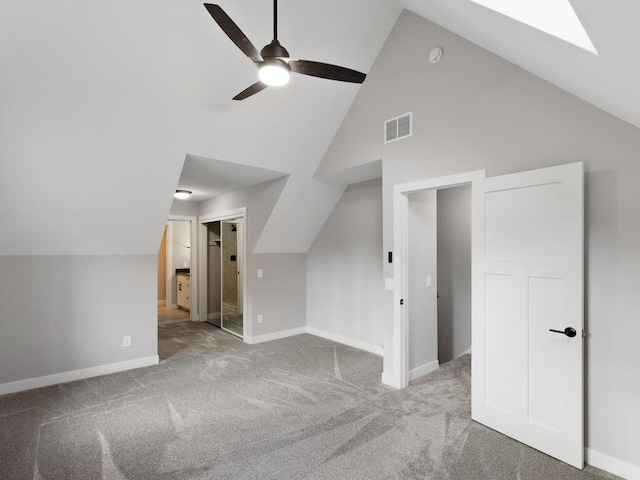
[[0, 320, 621, 480]]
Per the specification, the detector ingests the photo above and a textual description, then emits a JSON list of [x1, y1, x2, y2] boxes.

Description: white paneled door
[[471, 162, 584, 468]]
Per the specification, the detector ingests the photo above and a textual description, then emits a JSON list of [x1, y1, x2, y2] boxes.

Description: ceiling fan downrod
[[273, 0, 278, 41]]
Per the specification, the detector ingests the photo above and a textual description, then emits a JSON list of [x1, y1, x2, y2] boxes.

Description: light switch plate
[[385, 278, 394, 291], [426, 275, 432, 287], [257, 314, 263, 324], [258, 269, 263, 278]]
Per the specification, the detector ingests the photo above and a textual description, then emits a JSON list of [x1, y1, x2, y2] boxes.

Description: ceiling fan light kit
[[259, 58, 290, 86], [204, 1, 367, 100]]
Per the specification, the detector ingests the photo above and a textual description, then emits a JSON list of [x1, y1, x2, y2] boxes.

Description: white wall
[[318, 10, 640, 473], [0, 256, 158, 390], [170, 200, 199, 217], [306, 179, 384, 353], [437, 186, 471, 364], [170, 220, 191, 271]]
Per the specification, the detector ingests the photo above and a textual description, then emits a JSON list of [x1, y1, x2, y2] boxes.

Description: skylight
[[469, 0, 598, 55]]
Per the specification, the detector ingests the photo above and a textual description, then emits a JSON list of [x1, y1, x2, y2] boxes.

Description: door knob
[[549, 327, 577, 338]]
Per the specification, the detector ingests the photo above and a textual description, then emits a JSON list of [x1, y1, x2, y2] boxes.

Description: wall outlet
[[257, 314, 263, 324], [123, 335, 132, 347], [258, 269, 263, 278], [426, 275, 432, 287]]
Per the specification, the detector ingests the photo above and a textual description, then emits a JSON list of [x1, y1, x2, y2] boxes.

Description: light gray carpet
[[0, 321, 620, 480]]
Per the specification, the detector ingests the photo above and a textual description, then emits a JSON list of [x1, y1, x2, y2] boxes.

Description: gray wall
[[198, 177, 306, 339], [0, 255, 157, 385], [306, 179, 384, 351], [437, 186, 471, 364], [170, 199, 199, 217], [407, 190, 438, 372], [252, 253, 307, 335], [318, 10, 640, 468]]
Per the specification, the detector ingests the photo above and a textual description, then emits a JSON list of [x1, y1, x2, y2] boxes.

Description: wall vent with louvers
[[384, 112, 412, 144]]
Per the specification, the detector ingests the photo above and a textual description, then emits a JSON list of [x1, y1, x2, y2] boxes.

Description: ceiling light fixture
[[174, 190, 192, 200], [204, 2, 366, 100], [258, 58, 291, 87]]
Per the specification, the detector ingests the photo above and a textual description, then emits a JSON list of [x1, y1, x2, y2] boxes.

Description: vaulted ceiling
[[398, 0, 640, 129], [1, 0, 638, 256]]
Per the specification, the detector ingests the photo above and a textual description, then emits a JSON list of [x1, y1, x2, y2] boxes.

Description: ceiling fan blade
[[232, 82, 268, 101], [204, 4, 263, 64], [289, 59, 366, 84]]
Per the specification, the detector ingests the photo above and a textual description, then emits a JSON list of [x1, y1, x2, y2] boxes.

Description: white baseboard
[[456, 348, 472, 358], [586, 448, 640, 480], [409, 360, 439, 381], [157, 300, 166, 306], [168, 304, 178, 310], [244, 327, 307, 345], [305, 327, 383, 356], [0, 356, 159, 396]]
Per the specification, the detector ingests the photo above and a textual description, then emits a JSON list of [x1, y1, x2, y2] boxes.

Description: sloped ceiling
[[176, 155, 287, 203], [2, 0, 639, 256], [398, 0, 640, 129], [0, 0, 401, 255]]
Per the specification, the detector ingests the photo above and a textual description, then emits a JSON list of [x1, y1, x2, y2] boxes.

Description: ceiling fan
[[204, 1, 367, 100]]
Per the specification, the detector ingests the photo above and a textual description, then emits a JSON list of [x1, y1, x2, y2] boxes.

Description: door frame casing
[[385, 170, 485, 389], [199, 208, 248, 339]]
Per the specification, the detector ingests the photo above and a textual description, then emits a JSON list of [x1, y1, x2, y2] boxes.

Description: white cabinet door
[[471, 162, 584, 468]]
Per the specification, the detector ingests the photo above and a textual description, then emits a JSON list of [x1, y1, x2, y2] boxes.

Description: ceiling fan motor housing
[[261, 39, 290, 60]]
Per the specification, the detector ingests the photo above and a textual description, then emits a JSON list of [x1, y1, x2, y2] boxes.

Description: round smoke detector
[[429, 47, 443, 64]]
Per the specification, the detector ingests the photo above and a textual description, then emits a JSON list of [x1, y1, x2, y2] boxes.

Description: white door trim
[[165, 222, 174, 308], [386, 170, 485, 389], [167, 215, 198, 321], [199, 208, 248, 339], [236, 218, 244, 315]]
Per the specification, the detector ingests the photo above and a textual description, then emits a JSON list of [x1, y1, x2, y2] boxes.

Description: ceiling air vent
[[384, 112, 412, 144]]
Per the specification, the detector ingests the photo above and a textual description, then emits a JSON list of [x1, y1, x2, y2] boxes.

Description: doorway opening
[[390, 164, 584, 468], [200, 210, 246, 339], [157, 217, 197, 326], [405, 184, 473, 381], [389, 170, 483, 389]]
